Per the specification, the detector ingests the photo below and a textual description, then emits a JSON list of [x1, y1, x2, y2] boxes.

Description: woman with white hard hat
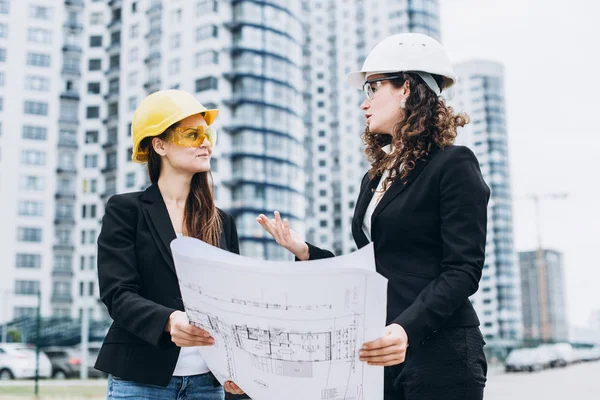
[[258, 33, 489, 399], [95, 90, 244, 398]]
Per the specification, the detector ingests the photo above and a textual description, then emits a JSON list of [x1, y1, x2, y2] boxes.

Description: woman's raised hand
[[256, 211, 310, 261]]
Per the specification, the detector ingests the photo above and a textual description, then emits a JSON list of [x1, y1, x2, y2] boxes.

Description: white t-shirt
[[172, 233, 210, 376]]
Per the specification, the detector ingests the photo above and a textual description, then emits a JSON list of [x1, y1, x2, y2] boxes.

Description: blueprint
[[171, 238, 388, 400]]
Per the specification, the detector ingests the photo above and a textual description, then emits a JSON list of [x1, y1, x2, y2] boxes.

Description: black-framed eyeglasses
[[362, 75, 401, 101]]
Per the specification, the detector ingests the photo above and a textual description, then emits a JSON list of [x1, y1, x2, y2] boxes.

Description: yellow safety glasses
[[165, 126, 218, 149]]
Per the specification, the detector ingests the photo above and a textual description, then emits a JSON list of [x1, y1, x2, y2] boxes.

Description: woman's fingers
[[224, 381, 245, 395]]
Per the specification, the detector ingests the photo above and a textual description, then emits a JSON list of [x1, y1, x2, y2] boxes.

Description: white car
[[0, 343, 52, 380]]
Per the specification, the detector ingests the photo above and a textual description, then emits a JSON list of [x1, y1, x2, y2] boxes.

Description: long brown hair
[[140, 124, 222, 247], [363, 72, 469, 189]]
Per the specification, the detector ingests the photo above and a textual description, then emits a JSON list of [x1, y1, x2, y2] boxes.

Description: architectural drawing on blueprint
[[171, 237, 387, 400]]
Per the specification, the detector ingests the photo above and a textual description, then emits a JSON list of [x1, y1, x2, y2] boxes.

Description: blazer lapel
[[372, 147, 440, 221], [352, 174, 381, 249], [141, 184, 177, 274]]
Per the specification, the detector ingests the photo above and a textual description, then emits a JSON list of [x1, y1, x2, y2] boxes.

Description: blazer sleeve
[[393, 146, 490, 345], [97, 195, 177, 348]]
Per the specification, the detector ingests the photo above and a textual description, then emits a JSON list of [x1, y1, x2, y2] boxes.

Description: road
[[485, 361, 600, 400]]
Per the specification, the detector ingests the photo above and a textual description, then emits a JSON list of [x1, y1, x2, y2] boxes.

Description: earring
[[399, 98, 406, 109]]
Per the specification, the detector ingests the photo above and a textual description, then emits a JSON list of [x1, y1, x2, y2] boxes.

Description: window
[[18, 227, 42, 242], [84, 154, 98, 168], [24, 101, 48, 116], [60, 102, 78, 122], [132, 2, 137, 13], [90, 11, 103, 25], [196, 0, 218, 15], [130, 23, 139, 39], [170, 33, 181, 49], [195, 50, 219, 67], [89, 35, 102, 47], [126, 172, 135, 188], [26, 52, 51, 67], [0, 71, 4, 87], [52, 281, 71, 297], [128, 71, 138, 87], [54, 255, 72, 270], [195, 25, 218, 41], [88, 59, 102, 71], [318, 130, 326, 137], [127, 47, 138, 62], [20, 176, 45, 191], [86, 106, 100, 119], [169, 59, 180, 74], [29, 5, 53, 20], [0, 1, 8, 14], [0, 23, 7, 38], [25, 76, 50, 92], [19, 201, 44, 216], [21, 125, 46, 141], [14, 307, 37, 318], [0, 47, 5, 62], [195, 77, 218, 92], [87, 82, 100, 94], [16, 254, 41, 269], [27, 28, 52, 44], [128, 96, 137, 111], [85, 130, 99, 144], [21, 150, 46, 165], [319, 220, 328, 227], [89, 255, 96, 270], [15, 280, 41, 295], [90, 204, 97, 219]]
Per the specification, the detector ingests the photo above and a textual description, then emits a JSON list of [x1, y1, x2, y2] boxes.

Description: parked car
[[538, 343, 576, 368], [0, 343, 52, 380], [43, 342, 105, 379], [574, 346, 600, 362], [505, 347, 555, 373]]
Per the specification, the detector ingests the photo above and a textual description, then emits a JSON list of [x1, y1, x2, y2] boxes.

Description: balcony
[[107, 18, 122, 31], [53, 244, 75, 252], [146, 3, 163, 15], [55, 167, 77, 176], [58, 138, 78, 149], [64, 0, 84, 7], [143, 78, 161, 92], [63, 20, 83, 31], [101, 189, 117, 200], [52, 268, 74, 278], [108, 0, 122, 7], [51, 293, 73, 303], [54, 192, 76, 201], [104, 66, 120, 79], [144, 52, 161, 65], [103, 91, 119, 102], [62, 44, 82, 54], [145, 27, 162, 40], [54, 216, 76, 225], [61, 67, 81, 77], [60, 90, 80, 101], [106, 41, 121, 54], [102, 114, 119, 126], [101, 164, 117, 174]]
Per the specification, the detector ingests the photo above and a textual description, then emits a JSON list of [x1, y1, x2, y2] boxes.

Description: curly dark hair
[[363, 72, 469, 189]]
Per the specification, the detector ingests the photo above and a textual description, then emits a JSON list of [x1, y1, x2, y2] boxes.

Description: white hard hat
[[348, 33, 457, 95]]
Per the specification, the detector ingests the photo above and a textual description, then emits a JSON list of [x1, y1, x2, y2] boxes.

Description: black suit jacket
[[94, 184, 239, 386], [306, 145, 490, 347]]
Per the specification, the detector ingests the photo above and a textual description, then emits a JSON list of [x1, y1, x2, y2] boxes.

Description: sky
[[440, 0, 600, 327]]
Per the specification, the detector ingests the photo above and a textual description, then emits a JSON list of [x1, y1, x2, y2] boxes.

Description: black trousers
[[384, 327, 487, 400]]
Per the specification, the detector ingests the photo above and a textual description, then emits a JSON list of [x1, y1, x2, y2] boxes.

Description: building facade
[[447, 60, 522, 345], [519, 249, 569, 342]]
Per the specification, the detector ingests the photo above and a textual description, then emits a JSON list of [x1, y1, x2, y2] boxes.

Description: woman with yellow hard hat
[[94, 90, 244, 399]]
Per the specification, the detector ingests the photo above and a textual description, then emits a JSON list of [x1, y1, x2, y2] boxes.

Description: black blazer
[[306, 145, 490, 347], [94, 184, 239, 386]]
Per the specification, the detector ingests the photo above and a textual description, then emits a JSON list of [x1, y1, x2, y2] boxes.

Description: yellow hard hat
[[131, 90, 219, 163]]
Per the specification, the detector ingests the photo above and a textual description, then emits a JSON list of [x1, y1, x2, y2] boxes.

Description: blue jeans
[[107, 373, 225, 400]]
